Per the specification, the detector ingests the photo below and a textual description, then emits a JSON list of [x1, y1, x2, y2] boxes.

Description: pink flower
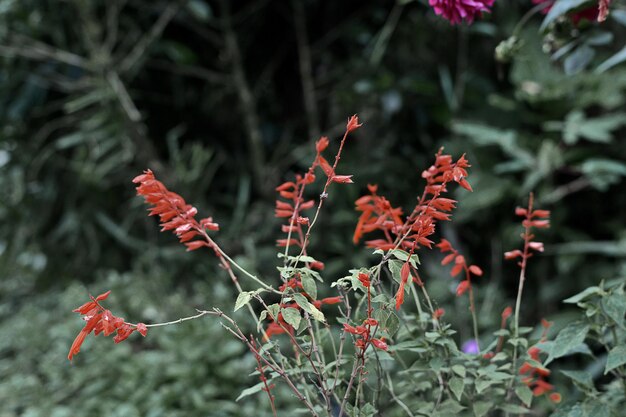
[[429, 0, 495, 25]]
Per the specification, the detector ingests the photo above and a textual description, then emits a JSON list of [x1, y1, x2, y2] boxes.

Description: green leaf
[[234, 291, 252, 311], [581, 159, 626, 191], [605, 345, 626, 374], [437, 399, 465, 414], [563, 286, 604, 304], [601, 293, 626, 329], [515, 385, 533, 407], [560, 370, 594, 390], [563, 45, 594, 75], [388, 260, 403, 285], [281, 307, 301, 330], [473, 401, 492, 417], [475, 379, 496, 394], [563, 111, 626, 144], [301, 273, 317, 300], [186, 0, 212, 22], [451, 365, 466, 378], [293, 293, 325, 322], [266, 304, 280, 321], [540, 0, 589, 31], [235, 381, 264, 401], [385, 311, 400, 336], [498, 404, 530, 414], [546, 322, 590, 364], [596, 46, 626, 73], [449, 376, 464, 401]]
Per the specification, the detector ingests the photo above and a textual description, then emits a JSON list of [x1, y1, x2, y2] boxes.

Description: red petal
[[95, 290, 111, 301], [441, 253, 456, 266], [331, 175, 354, 184], [468, 265, 483, 276], [371, 338, 388, 351], [456, 280, 470, 296], [450, 263, 464, 278], [136, 323, 148, 337]]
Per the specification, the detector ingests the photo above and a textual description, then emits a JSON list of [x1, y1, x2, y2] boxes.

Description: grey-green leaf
[[234, 291, 252, 311], [293, 293, 325, 322], [515, 385, 533, 407], [449, 376, 464, 401], [546, 322, 590, 364], [281, 307, 301, 330], [605, 345, 626, 374]]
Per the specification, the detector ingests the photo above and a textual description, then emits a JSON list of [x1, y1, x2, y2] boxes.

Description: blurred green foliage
[[1, 0, 625, 415]]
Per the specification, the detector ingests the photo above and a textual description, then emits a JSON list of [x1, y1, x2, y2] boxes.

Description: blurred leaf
[[540, 0, 590, 31], [564, 45, 594, 75], [562, 111, 626, 144], [560, 369, 594, 390], [596, 46, 626, 73]]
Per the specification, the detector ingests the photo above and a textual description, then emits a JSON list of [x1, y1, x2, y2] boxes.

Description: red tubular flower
[[433, 308, 445, 319], [371, 338, 388, 351], [133, 170, 218, 252], [68, 291, 147, 361]]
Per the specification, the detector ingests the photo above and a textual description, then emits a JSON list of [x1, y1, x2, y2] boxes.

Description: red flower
[[456, 280, 470, 296], [433, 308, 445, 319], [133, 170, 218, 252], [358, 273, 371, 288], [68, 291, 146, 361], [346, 114, 362, 132], [371, 338, 388, 351]]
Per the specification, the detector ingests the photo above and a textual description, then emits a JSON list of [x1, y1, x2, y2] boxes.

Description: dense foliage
[[1, 0, 626, 416]]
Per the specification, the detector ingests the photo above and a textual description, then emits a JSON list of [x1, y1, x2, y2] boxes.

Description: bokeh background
[[1, 0, 625, 416]]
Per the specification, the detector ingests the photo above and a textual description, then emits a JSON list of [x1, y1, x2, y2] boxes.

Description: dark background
[[1, 0, 625, 415]]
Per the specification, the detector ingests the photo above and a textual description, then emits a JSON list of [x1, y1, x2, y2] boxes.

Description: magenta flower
[[429, 0, 495, 25]]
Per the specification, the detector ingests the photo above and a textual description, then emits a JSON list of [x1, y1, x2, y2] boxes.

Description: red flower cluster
[[343, 273, 388, 352], [354, 149, 472, 253], [354, 150, 472, 311], [519, 320, 561, 403], [437, 238, 483, 297], [429, 0, 495, 25], [68, 291, 147, 361], [504, 194, 550, 265], [133, 170, 219, 252], [275, 115, 361, 251]]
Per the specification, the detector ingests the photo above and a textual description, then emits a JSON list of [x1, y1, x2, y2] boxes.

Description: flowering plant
[[66, 114, 624, 417]]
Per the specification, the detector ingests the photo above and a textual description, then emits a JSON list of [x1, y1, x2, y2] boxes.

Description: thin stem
[[142, 309, 215, 328], [386, 373, 416, 417], [466, 268, 480, 350], [511, 193, 534, 377]]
